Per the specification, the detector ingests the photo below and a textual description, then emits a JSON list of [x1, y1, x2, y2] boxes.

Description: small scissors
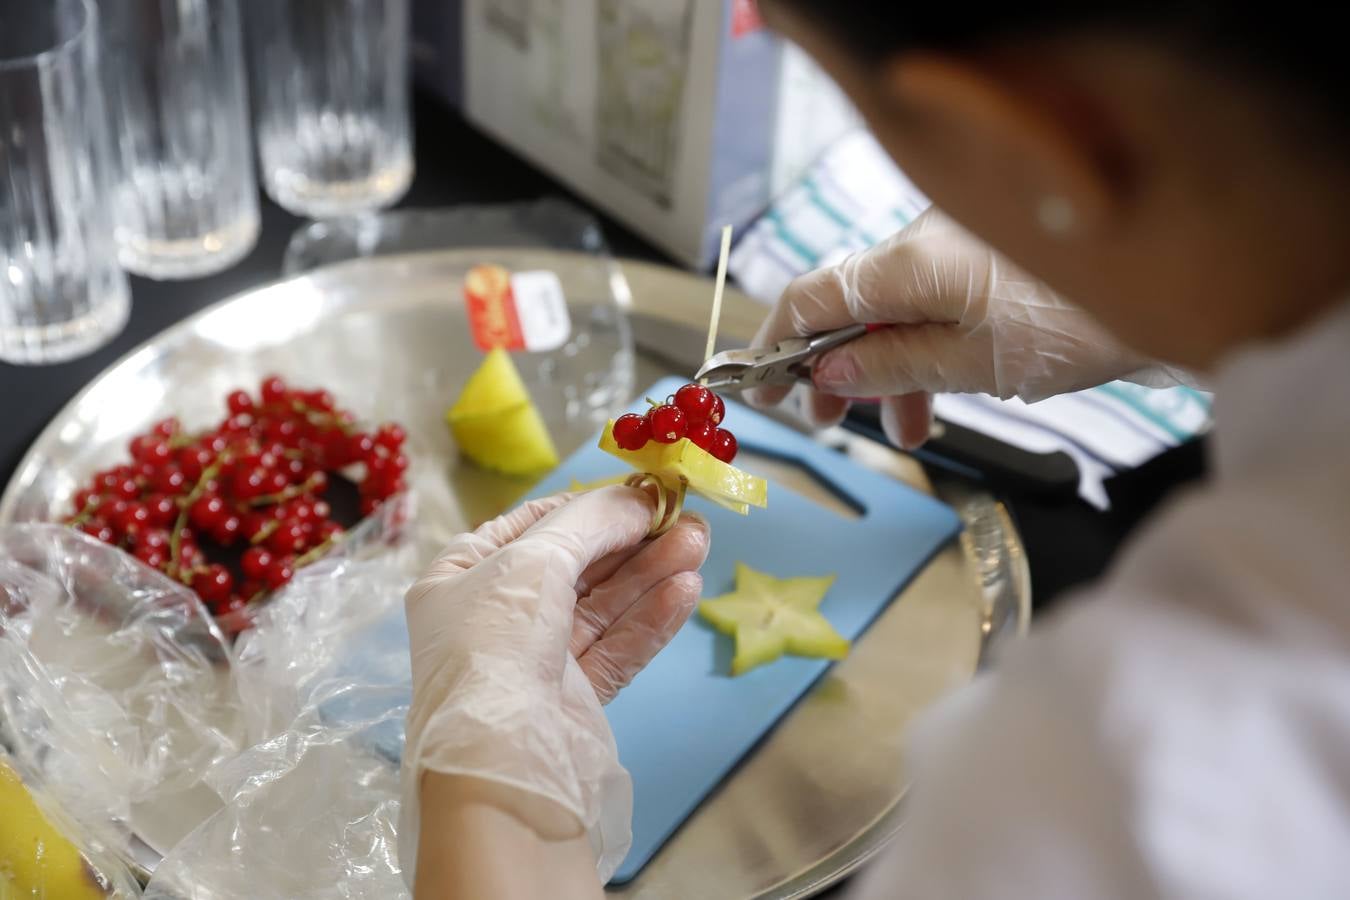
[[694, 323, 871, 392]]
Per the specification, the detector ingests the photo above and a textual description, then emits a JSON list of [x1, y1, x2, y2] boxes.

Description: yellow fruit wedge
[[598, 422, 767, 514], [448, 348, 560, 475], [0, 761, 111, 899], [699, 562, 849, 675]]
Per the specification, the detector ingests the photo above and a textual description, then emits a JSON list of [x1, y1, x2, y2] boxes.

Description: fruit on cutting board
[[699, 562, 849, 675], [0, 761, 111, 899], [448, 348, 560, 475]]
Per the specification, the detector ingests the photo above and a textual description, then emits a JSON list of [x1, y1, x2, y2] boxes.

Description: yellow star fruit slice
[[699, 562, 849, 675], [448, 347, 560, 475], [0, 760, 111, 899], [598, 421, 767, 514]]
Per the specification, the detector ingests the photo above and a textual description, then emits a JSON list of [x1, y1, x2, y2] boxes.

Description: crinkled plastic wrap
[[0, 524, 239, 896]]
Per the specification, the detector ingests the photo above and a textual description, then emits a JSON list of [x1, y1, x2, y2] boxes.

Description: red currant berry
[[710, 428, 738, 463], [612, 413, 651, 451], [241, 546, 274, 580], [317, 521, 344, 542], [129, 434, 166, 463], [114, 476, 141, 501], [359, 496, 382, 517], [178, 445, 213, 481], [72, 488, 98, 512], [345, 432, 376, 464], [144, 493, 177, 527], [152, 465, 187, 494], [674, 384, 716, 423], [265, 470, 290, 494], [375, 423, 406, 451], [303, 389, 336, 411], [649, 405, 687, 444], [191, 564, 234, 605], [265, 556, 296, 590], [231, 466, 268, 500], [264, 417, 300, 443], [189, 494, 227, 530], [136, 461, 158, 482], [240, 512, 271, 541], [134, 545, 167, 569], [708, 394, 726, 427], [306, 470, 329, 494], [80, 519, 116, 544], [112, 502, 150, 535], [226, 390, 254, 415], [237, 580, 263, 601], [135, 528, 170, 551], [686, 421, 716, 450], [212, 595, 249, 619], [212, 514, 243, 546], [152, 417, 180, 437], [311, 499, 332, 520], [260, 375, 288, 405], [267, 519, 308, 555]]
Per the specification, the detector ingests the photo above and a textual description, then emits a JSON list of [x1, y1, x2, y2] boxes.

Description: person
[[403, 3, 1350, 897]]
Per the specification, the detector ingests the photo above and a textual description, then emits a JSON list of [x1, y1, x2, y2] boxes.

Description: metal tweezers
[[693, 323, 870, 391]]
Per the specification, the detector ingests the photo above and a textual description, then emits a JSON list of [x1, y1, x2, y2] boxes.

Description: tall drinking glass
[[248, 0, 414, 219], [100, 0, 260, 279], [1, 0, 130, 365]]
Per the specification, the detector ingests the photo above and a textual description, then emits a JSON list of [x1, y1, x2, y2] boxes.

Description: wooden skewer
[[701, 225, 734, 380]]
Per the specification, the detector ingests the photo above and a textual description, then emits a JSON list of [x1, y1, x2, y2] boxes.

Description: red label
[[464, 264, 525, 351], [731, 0, 763, 38]]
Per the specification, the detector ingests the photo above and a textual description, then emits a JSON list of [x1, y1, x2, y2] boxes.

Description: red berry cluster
[[64, 375, 408, 625], [612, 383, 738, 463]]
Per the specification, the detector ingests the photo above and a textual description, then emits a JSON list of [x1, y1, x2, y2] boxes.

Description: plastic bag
[[145, 552, 415, 900], [0, 524, 242, 894]]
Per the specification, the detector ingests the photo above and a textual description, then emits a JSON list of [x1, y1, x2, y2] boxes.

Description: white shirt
[[856, 299, 1350, 899]]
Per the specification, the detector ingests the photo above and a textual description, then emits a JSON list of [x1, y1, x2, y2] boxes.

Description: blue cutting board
[[528, 377, 962, 884]]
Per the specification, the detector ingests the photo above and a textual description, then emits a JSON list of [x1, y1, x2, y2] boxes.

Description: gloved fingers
[[810, 323, 996, 398], [579, 570, 703, 704], [795, 383, 850, 428], [414, 492, 575, 588], [504, 485, 657, 589], [880, 392, 934, 450], [570, 513, 710, 658]]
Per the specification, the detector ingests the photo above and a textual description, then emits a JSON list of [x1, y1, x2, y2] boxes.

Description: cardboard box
[[412, 0, 857, 268]]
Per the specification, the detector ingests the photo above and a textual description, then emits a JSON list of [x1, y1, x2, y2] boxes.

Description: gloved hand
[[749, 208, 1154, 448], [399, 486, 709, 884]]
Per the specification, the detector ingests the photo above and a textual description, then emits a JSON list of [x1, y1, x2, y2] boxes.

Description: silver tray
[[0, 250, 1029, 898]]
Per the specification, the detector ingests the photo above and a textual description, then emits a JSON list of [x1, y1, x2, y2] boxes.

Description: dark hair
[[772, 2, 1346, 127]]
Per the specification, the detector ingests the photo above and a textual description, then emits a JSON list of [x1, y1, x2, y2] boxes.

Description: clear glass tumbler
[[248, 0, 414, 219], [0, 0, 131, 365], [100, 0, 260, 279]]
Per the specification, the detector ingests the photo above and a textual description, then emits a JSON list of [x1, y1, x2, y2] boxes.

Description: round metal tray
[[0, 250, 1029, 898]]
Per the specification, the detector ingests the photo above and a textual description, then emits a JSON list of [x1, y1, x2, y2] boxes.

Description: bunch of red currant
[[611, 383, 738, 463], [64, 375, 408, 627]]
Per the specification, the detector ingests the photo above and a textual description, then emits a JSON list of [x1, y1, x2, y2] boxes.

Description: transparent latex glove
[[399, 486, 709, 884], [749, 208, 1156, 448]]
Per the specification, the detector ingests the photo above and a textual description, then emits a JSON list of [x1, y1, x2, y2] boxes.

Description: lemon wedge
[[448, 348, 560, 475], [699, 562, 849, 675]]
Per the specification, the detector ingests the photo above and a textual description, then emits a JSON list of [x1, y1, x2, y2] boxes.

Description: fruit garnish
[[61, 374, 406, 629], [599, 421, 766, 515], [0, 760, 113, 899], [699, 562, 849, 676], [447, 347, 560, 476]]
